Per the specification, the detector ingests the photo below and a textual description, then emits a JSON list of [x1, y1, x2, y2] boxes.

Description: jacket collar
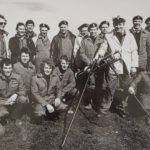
[[58, 30, 69, 38], [18, 61, 34, 69], [58, 30, 74, 38], [28, 62, 34, 69], [0, 72, 17, 80], [37, 73, 52, 78], [37, 73, 44, 78], [98, 33, 106, 39], [38, 34, 49, 41], [15, 33, 27, 39], [54, 67, 68, 77], [130, 27, 147, 34], [86, 34, 104, 43], [112, 29, 126, 36], [26, 31, 37, 39], [106, 29, 128, 46], [37, 73, 54, 85]]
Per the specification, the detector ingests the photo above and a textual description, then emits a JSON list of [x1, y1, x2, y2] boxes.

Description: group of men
[[0, 13, 150, 134]]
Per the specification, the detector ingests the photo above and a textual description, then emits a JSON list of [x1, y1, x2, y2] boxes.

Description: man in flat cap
[[89, 20, 111, 116], [95, 16, 138, 118], [74, 23, 89, 69], [80, 23, 104, 68], [74, 23, 89, 58], [130, 15, 150, 72], [145, 17, 150, 32], [99, 20, 110, 39], [34, 23, 51, 73], [25, 19, 37, 63], [50, 20, 76, 67], [25, 19, 37, 44], [79, 23, 105, 110]]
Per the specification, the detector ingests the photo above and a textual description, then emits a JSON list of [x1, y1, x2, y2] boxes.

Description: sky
[[0, 0, 150, 39]]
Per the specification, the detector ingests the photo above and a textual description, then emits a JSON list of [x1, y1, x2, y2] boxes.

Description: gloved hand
[[113, 52, 121, 60], [54, 98, 61, 107], [93, 56, 103, 65], [84, 66, 91, 72], [10, 94, 18, 101], [6, 94, 18, 105], [128, 87, 135, 95], [130, 67, 137, 74], [5, 100, 14, 105], [46, 104, 54, 113]]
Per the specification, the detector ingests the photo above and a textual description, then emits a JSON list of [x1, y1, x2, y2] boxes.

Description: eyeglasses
[[0, 22, 6, 25]]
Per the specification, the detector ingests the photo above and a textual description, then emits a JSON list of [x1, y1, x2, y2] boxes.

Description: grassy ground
[[0, 104, 150, 150]]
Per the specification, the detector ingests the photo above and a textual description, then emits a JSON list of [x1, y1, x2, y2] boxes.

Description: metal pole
[[60, 62, 96, 149], [133, 94, 150, 118]]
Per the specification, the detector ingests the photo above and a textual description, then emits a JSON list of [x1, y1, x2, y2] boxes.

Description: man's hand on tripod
[[84, 66, 91, 72], [128, 86, 135, 95]]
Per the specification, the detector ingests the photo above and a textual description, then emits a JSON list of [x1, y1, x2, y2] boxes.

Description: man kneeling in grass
[[128, 63, 150, 124], [0, 58, 28, 135]]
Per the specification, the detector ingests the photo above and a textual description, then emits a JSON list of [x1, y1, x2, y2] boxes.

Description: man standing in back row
[[50, 20, 76, 67], [74, 23, 89, 70], [35, 23, 50, 73], [130, 15, 150, 71], [79, 23, 105, 110]]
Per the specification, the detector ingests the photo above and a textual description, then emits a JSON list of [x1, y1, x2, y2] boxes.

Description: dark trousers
[[111, 74, 133, 113], [0, 95, 28, 121], [63, 88, 79, 107], [93, 72, 118, 113], [76, 73, 95, 106], [0, 103, 27, 121]]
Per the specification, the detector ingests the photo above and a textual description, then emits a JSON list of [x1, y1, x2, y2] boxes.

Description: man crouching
[[0, 58, 28, 135], [53, 55, 78, 114], [31, 59, 65, 123], [128, 63, 150, 124]]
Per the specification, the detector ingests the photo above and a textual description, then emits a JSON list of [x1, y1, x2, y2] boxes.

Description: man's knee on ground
[[33, 104, 46, 117], [0, 106, 9, 118], [69, 88, 79, 98]]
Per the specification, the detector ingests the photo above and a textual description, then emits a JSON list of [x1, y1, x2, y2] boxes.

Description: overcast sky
[[0, 0, 150, 38]]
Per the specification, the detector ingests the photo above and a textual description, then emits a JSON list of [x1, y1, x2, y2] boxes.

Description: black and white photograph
[[0, 0, 150, 149]]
